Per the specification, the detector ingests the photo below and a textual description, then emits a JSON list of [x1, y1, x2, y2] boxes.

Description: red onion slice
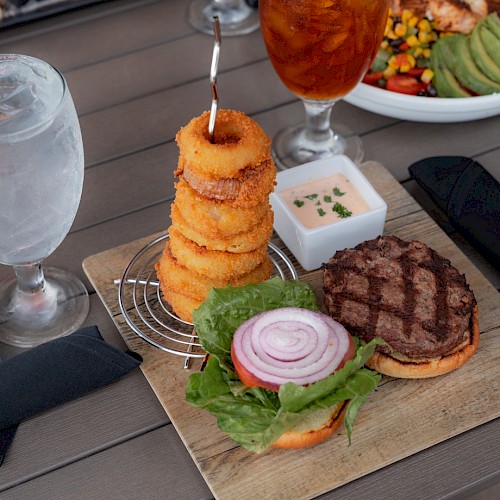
[[232, 307, 353, 388]]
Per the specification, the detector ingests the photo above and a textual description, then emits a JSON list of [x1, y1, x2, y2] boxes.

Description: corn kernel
[[401, 9, 413, 23], [388, 53, 416, 73], [380, 39, 390, 50], [422, 48, 432, 58], [406, 34, 419, 47], [383, 66, 397, 79], [386, 29, 399, 40], [417, 19, 432, 32], [413, 47, 423, 57], [421, 68, 434, 84], [407, 16, 419, 28], [384, 18, 393, 37], [394, 23, 407, 37], [418, 31, 433, 43]]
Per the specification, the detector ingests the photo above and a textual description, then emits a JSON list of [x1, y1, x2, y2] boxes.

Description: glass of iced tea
[[260, 0, 389, 168]]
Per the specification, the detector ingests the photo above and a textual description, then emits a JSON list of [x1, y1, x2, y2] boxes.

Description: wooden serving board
[[83, 161, 500, 500]]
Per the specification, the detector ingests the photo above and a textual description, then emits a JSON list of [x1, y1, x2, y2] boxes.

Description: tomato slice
[[362, 71, 383, 85], [385, 75, 421, 95], [407, 67, 425, 78]]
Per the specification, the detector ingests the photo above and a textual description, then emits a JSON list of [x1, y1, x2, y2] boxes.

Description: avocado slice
[[438, 34, 500, 95], [470, 21, 500, 84], [479, 25, 500, 67], [485, 12, 500, 40], [431, 42, 472, 97]]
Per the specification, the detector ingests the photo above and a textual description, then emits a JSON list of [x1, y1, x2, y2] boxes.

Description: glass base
[[272, 122, 364, 170], [0, 267, 89, 348], [187, 0, 259, 37]]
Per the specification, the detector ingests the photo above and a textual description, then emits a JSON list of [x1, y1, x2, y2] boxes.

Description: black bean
[[426, 86, 438, 97]]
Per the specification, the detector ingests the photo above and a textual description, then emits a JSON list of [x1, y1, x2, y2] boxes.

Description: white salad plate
[[344, 82, 500, 123]]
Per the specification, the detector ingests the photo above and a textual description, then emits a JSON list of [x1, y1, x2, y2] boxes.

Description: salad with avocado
[[363, 9, 500, 97]]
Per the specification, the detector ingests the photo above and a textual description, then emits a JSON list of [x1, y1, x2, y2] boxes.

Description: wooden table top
[[1, 1, 499, 499]]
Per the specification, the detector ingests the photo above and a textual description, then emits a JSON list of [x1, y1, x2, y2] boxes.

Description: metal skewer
[[208, 16, 221, 142]]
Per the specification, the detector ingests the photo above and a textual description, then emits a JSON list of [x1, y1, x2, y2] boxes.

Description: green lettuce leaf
[[186, 278, 383, 453], [193, 277, 318, 370]]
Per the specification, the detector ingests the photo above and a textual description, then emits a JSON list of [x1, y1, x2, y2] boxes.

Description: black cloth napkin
[[0, 325, 142, 466], [409, 156, 500, 270]]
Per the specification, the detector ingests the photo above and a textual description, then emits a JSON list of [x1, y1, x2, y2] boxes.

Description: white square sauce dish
[[270, 155, 387, 271]]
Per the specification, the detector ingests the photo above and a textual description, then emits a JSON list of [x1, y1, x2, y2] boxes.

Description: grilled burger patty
[[322, 235, 477, 359]]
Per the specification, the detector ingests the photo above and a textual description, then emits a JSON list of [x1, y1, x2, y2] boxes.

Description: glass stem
[[12, 262, 57, 316], [303, 98, 338, 144], [213, 0, 245, 10]]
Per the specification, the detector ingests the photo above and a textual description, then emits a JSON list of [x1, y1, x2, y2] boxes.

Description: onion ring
[[155, 242, 273, 301], [231, 308, 355, 391], [170, 203, 274, 254], [176, 109, 271, 178], [168, 226, 268, 280], [177, 157, 276, 207], [174, 177, 270, 237], [159, 286, 202, 323]]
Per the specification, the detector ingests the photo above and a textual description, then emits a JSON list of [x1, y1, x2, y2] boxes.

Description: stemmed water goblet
[[0, 54, 89, 348], [187, 0, 259, 36], [259, 0, 390, 169]]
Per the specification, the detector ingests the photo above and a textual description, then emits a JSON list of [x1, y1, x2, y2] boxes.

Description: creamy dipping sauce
[[279, 173, 370, 229]]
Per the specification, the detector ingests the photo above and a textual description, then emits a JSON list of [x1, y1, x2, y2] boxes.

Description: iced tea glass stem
[[303, 99, 336, 143], [272, 97, 362, 169]]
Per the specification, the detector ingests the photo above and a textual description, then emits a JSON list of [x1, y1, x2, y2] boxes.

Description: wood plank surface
[[0, 426, 212, 500], [1, 0, 499, 497], [82, 161, 500, 499]]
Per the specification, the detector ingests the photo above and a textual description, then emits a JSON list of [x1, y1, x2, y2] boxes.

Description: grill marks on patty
[[322, 236, 476, 359]]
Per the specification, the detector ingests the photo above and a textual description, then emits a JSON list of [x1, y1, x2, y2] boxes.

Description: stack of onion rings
[[155, 244, 272, 306], [156, 110, 277, 322], [173, 178, 271, 238], [170, 203, 273, 254]]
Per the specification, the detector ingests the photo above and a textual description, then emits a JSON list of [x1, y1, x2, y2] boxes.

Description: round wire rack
[[117, 233, 298, 365]]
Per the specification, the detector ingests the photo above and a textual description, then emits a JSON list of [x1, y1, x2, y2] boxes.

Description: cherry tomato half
[[362, 71, 383, 85], [407, 67, 425, 78], [385, 75, 421, 95]]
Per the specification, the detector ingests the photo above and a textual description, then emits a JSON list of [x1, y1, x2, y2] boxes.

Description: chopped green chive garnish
[[317, 208, 326, 217], [332, 202, 352, 218], [293, 199, 305, 207], [304, 194, 318, 200], [333, 187, 346, 197], [323, 195, 332, 203]]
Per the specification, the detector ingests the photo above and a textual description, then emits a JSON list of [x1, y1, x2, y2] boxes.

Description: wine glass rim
[[0, 53, 68, 141]]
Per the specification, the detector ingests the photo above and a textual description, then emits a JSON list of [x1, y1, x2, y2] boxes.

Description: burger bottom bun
[[272, 402, 348, 450], [367, 306, 480, 379]]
